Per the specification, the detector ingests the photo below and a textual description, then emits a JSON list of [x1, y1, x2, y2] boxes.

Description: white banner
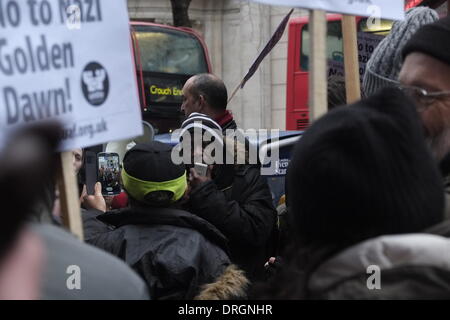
[[249, 0, 405, 20], [0, 0, 143, 151]]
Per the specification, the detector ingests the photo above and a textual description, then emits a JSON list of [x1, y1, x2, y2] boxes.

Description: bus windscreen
[[134, 26, 208, 75]]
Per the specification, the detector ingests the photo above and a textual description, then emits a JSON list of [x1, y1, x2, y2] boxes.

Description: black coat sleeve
[[189, 167, 277, 247]]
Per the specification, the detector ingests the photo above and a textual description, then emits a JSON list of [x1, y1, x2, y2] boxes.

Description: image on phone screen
[[98, 153, 121, 196]]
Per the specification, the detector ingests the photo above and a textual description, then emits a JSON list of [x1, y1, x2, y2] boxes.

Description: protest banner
[[228, 9, 293, 104], [241, 9, 294, 90], [249, 0, 405, 20], [327, 32, 383, 79], [0, 0, 143, 238]]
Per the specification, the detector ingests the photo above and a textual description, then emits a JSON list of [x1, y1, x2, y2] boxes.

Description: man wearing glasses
[[399, 16, 450, 161], [398, 15, 450, 218]]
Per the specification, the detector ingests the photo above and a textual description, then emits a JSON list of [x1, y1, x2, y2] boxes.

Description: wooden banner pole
[[342, 14, 361, 103], [309, 9, 327, 121], [58, 151, 84, 240]]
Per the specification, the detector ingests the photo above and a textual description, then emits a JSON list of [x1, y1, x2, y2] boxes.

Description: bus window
[[300, 21, 344, 71], [134, 25, 208, 75], [131, 23, 211, 133], [358, 18, 393, 35]]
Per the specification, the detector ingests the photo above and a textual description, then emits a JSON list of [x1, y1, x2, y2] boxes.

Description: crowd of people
[[1, 7, 450, 300]]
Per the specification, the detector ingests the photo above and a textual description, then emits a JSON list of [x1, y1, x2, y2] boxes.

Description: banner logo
[[81, 61, 109, 106]]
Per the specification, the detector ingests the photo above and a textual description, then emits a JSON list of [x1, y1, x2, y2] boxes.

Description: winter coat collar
[[97, 206, 229, 254], [221, 118, 237, 131], [309, 233, 450, 292], [215, 110, 234, 128]]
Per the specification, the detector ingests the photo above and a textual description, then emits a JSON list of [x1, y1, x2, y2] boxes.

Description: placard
[[250, 0, 405, 20], [0, 0, 143, 150]]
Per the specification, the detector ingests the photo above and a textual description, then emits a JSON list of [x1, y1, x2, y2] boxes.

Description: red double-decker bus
[[130, 22, 212, 134], [285, 0, 447, 130]]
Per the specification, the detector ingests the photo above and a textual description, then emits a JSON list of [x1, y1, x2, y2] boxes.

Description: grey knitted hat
[[363, 7, 438, 97]]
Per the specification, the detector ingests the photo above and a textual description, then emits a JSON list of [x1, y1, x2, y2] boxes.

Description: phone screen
[[98, 153, 121, 196]]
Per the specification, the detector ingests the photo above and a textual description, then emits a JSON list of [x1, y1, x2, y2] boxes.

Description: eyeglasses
[[397, 85, 450, 108], [365, 70, 450, 108]]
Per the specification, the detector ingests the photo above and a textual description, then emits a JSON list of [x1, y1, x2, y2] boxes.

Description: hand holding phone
[[81, 182, 107, 212], [194, 162, 208, 177], [188, 163, 212, 189]]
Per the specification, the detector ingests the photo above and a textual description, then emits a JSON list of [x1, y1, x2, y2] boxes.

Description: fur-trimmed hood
[[195, 265, 249, 300], [308, 233, 450, 299]]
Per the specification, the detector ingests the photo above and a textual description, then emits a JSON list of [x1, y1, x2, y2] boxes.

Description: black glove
[[264, 256, 284, 281]]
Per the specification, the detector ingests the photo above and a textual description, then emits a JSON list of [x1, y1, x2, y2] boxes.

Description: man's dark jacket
[[188, 118, 278, 281], [83, 206, 231, 300]]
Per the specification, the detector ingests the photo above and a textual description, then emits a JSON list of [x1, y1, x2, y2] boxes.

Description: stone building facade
[[128, 0, 307, 130]]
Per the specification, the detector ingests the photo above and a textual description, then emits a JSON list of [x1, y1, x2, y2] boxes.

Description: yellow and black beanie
[[121, 141, 187, 204]]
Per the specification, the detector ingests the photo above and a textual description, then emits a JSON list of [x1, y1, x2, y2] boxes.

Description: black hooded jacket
[[83, 206, 232, 300], [187, 163, 277, 282], [186, 118, 277, 281]]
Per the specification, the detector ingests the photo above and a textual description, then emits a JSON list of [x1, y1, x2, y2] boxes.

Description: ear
[[198, 94, 207, 111]]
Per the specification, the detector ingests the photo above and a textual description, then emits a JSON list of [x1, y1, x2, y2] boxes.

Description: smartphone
[[97, 152, 121, 196], [84, 151, 97, 195], [194, 162, 208, 177]]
